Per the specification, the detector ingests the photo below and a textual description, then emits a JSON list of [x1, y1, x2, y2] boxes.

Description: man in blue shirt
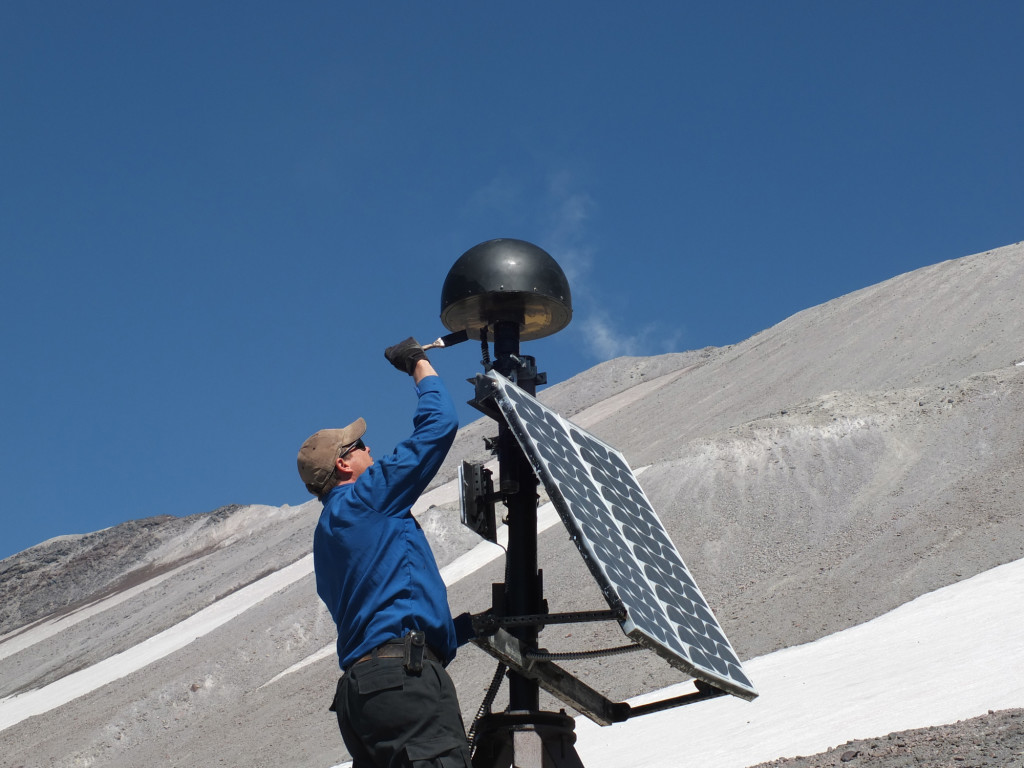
[[297, 337, 472, 768]]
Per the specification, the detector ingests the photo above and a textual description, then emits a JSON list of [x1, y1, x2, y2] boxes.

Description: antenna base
[[471, 710, 585, 768]]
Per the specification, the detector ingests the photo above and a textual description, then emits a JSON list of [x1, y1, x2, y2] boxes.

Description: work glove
[[453, 612, 476, 646], [384, 336, 428, 375]]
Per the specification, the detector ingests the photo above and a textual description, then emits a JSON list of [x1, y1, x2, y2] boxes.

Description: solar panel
[[485, 371, 758, 701]]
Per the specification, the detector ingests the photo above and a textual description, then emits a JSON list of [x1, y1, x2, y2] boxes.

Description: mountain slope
[[1, 240, 1022, 768]]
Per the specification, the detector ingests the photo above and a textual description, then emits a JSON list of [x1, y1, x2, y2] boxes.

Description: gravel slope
[[749, 709, 1024, 768], [1, 241, 1022, 767]]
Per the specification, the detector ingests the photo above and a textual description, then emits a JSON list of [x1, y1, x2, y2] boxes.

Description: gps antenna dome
[[440, 238, 572, 341]]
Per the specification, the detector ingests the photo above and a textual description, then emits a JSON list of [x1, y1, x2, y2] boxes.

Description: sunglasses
[[339, 438, 366, 459]]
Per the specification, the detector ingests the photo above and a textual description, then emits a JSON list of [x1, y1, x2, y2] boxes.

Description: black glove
[[384, 337, 428, 375], [453, 612, 475, 647]]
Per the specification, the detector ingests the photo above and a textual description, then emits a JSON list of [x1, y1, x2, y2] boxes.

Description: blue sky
[[2, 2, 1022, 561]]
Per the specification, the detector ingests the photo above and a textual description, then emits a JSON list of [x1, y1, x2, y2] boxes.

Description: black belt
[[354, 632, 441, 671]]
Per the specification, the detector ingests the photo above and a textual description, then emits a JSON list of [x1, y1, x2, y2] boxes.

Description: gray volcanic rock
[[432, 348, 713, 486], [0, 502, 322, 696], [749, 709, 1024, 768], [1, 241, 1022, 768]]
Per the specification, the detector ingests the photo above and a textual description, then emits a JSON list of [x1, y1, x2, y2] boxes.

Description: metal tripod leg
[[472, 711, 587, 768]]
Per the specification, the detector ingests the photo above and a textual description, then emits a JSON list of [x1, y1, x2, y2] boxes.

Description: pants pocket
[[354, 664, 405, 695], [405, 738, 472, 768]]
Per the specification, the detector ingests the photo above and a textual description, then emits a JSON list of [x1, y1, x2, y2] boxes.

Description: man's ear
[[335, 456, 351, 476]]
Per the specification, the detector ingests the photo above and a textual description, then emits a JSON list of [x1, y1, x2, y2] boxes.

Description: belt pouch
[[404, 630, 425, 673]]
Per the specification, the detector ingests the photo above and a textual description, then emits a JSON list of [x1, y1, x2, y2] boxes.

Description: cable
[[467, 661, 507, 755], [524, 643, 643, 662], [480, 326, 491, 370]]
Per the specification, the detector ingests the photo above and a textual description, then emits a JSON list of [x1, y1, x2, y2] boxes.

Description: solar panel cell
[[486, 371, 757, 700]]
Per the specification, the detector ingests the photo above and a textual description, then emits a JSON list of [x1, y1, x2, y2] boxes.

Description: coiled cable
[[467, 661, 507, 755]]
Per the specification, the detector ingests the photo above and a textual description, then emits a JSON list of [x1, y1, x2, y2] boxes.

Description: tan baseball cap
[[297, 417, 366, 497]]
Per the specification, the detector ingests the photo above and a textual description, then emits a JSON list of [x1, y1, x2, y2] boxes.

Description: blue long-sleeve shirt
[[313, 374, 459, 671]]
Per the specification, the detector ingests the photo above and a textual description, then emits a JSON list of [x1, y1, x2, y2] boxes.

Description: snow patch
[[574, 557, 1024, 767]]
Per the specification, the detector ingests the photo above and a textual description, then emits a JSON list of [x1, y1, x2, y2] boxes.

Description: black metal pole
[[491, 320, 541, 713]]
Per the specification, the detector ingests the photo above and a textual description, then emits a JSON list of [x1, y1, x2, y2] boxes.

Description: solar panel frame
[[485, 371, 757, 701]]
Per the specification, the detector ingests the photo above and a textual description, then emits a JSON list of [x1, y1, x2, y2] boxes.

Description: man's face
[[341, 442, 373, 481]]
